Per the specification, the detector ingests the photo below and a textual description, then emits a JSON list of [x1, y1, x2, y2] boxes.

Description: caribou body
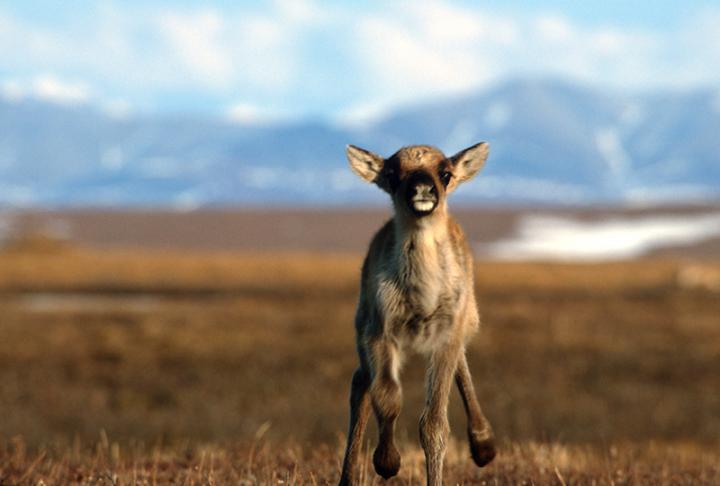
[[339, 143, 496, 486]]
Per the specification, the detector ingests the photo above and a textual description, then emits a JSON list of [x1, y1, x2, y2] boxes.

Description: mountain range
[[1, 78, 719, 207]]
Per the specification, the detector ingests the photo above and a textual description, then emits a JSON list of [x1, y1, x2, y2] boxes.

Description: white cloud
[[32, 76, 91, 104], [158, 10, 233, 87], [345, 1, 718, 112], [154, 6, 300, 93], [229, 15, 296, 90], [534, 15, 574, 43], [334, 100, 393, 129], [272, 0, 331, 26], [408, 1, 517, 45], [346, 2, 658, 111], [350, 2, 517, 102], [353, 18, 482, 101], [226, 102, 290, 125], [0, 80, 25, 101], [1, 75, 91, 105], [101, 99, 133, 119], [0, 4, 298, 99], [1, 2, 719, 118]]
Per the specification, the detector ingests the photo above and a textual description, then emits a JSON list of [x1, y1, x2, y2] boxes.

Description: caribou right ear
[[346, 145, 384, 184]]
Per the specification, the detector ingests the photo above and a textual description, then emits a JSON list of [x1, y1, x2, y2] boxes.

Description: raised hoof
[[372, 444, 401, 479], [468, 429, 496, 467]]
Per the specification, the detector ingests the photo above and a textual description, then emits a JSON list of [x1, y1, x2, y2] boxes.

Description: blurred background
[[1, 0, 719, 462], [1, 0, 720, 257]]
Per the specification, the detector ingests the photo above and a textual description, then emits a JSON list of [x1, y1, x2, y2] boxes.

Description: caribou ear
[[449, 142, 489, 183], [346, 145, 384, 183]]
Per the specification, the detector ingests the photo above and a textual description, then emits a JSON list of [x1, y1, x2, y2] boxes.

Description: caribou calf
[[338, 144, 496, 486]]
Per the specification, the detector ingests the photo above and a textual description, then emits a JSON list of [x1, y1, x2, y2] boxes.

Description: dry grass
[[1, 438, 719, 485], [1, 243, 719, 483]]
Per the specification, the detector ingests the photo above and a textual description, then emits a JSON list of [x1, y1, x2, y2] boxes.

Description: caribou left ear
[[450, 142, 489, 183], [346, 144, 384, 184]]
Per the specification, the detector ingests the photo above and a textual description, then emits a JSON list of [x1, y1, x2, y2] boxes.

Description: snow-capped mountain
[[1, 79, 718, 207]]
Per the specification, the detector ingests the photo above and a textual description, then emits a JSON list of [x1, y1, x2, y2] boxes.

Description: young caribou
[[339, 143, 496, 486]]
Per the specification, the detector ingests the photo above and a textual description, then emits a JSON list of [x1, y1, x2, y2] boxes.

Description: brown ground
[[2, 439, 718, 485], [0, 239, 719, 483]]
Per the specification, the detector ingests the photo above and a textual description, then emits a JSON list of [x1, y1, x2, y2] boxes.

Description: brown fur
[[339, 144, 496, 486]]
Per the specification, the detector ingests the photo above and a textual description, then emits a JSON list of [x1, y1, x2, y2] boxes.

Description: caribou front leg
[[419, 339, 461, 486], [368, 339, 403, 479], [455, 352, 496, 467], [338, 366, 371, 486]]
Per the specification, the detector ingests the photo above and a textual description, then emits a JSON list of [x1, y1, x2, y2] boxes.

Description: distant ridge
[[1, 79, 718, 207]]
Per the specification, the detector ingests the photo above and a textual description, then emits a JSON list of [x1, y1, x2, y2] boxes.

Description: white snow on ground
[[480, 212, 720, 261]]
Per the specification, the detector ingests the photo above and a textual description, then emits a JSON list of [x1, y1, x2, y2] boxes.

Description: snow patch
[[480, 212, 720, 261], [595, 127, 630, 178]]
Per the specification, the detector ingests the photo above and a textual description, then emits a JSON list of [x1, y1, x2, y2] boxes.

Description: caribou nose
[[407, 172, 438, 215], [414, 183, 436, 199]]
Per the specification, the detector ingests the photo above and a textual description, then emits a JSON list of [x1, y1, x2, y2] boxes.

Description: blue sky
[[1, 1, 718, 123]]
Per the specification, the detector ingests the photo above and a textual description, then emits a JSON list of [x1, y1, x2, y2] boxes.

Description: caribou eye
[[440, 171, 452, 186]]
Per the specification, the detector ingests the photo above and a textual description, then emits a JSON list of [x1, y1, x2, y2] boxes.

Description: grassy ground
[[0, 243, 719, 483], [2, 439, 719, 485]]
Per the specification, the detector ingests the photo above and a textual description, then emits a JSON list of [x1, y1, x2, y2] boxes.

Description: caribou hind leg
[[455, 352, 496, 467]]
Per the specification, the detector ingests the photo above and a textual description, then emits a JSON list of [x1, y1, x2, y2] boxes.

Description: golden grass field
[[1, 240, 719, 484]]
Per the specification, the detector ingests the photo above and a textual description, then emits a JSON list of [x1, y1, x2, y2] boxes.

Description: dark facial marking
[[439, 171, 451, 187], [438, 160, 452, 187], [383, 156, 401, 192]]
